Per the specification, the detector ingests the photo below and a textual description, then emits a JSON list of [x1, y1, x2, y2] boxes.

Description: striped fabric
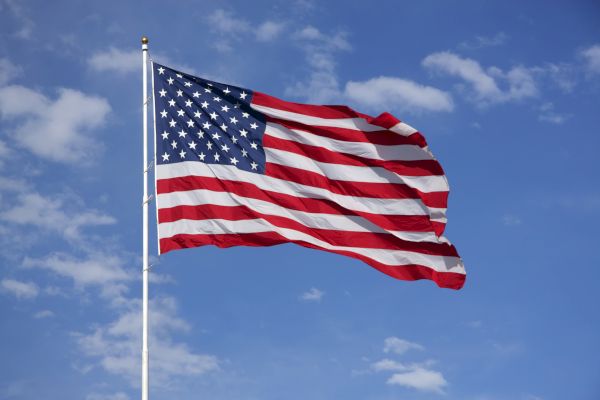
[[152, 63, 465, 289]]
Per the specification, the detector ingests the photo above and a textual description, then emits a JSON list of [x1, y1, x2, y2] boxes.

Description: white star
[[160, 110, 167, 118], [179, 149, 186, 158], [178, 129, 187, 138], [250, 141, 258, 150], [231, 136, 238, 144], [161, 131, 169, 140], [221, 143, 230, 152], [194, 111, 202, 119], [170, 140, 177, 149], [230, 157, 239, 165], [242, 112, 249, 118], [240, 91, 248, 100], [250, 122, 258, 130], [187, 119, 195, 128], [223, 87, 231, 94], [168, 99, 176, 107], [184, 81, 192, 87], [177, 109, 185, 117], [220, 123, 228, 132], [185, 99, 193, 107], [202, 122, 211, 130], [176, 73, 183, 78], [213, 96, 221, 103], [161, 152, 170, 161], [204, 87, 212, 93], [250, 161, 258, 170], [201, 101, 209, 109], [167, 77, 174, 85], [212, 132, 221, 140], [159, 89, 167, 97], [199, 152, 206, 161], [197, 130, 204, 138], [241, 148, 248, 157], [193, 91, 200, 98], [158, 67, 165, 75], [176, 89, 183, 97], [189, 141, 197, 150], [213, 153, 220, 161], [207, 142, 213, 150], [229, 116, 238, 124], [169, 119, 177, 127], [209, 112, 218, 120], [239, 129, 248, 138], [234, 102, 241, 109], [221, 105, 230, 112]]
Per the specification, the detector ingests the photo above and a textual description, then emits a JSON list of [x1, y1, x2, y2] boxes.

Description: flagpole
[[141, 35, 150, 400]]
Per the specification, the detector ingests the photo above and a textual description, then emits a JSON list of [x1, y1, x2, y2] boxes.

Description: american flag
[[152, 63, 466, 289]]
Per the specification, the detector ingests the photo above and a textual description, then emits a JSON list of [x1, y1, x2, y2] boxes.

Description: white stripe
[[265, 148, 449, 193], [159, 218, 465, 274], [265, 122, 434, 161], [253, 104, 391, 132], [158, 189, 441, 243], [389, 122, 418, 136], [156, 162, 430, 216]]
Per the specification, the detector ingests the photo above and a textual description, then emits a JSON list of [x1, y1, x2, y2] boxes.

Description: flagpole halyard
[[141, 35, 150, 400]]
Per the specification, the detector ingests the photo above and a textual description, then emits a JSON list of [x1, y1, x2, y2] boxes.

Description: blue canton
[[153, 63, 266, 173]]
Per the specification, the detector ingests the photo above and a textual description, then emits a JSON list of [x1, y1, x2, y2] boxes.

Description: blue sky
[[1, 1, 599, 399]]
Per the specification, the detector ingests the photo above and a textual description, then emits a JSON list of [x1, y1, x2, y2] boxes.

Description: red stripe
[[253, 91, 429, 147], [156, 176, 439, 233], [265, 163, 448, 209], [267, 117, 427, 147], [160, 232, 465, 290], [263, 134, 444, 177], [159, 204, 459, 257]]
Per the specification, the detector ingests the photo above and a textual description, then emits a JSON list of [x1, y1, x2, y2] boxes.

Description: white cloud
[[423, 51, 538, 104], [344, 76, 454, 113], [538, 102, 569, 125], [459, 32, 508, 50], [383, 337, 424, 355], [0, 0, 35, 39], [387, 367, 447, 393], [256, 21, 285, 42], [23, 252, 130, 290], [502, 214, 522, 226], [0, 57, 21, 85], [371, 358, 408, 372], [0, 278, 38, 299], [76, 296, 219, 388], [1, 191, 115, 242], [88, 47, 139, 74], [86, 392, 129, 400], [0, 85, 110, 164], [299, 287, 324, 302], [580, 44, 600, 75], [33, 310, 54, 319]]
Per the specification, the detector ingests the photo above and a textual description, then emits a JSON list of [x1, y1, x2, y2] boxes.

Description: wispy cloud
[[33, 309, 54, 319], [386, 367, 447, 393], [0, 278, 39, 299], [383, 336, 424, 355], [75, 296, 219, 388], [344, 76, 454, 113], [459, 32, 508, 50], [0, 85, 110, 164], [88, 47, 139, 74], [580, 44, 600, 75], [86, 392, 130, 400], [0, 0, 35, 39], [0, 57, 21, 86], [423, 51, 537, 105], [502, 214, 522, 226], [299, 287, 324, 302]]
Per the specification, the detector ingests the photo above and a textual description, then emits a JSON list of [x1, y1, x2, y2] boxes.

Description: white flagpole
[[141, 35, 150, 400]]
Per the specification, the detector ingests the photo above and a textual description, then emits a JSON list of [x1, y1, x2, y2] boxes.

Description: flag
[[152, 63, 466, 289]]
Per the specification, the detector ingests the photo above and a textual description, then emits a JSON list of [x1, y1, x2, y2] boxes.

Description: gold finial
[[141, 36, 149, 44]]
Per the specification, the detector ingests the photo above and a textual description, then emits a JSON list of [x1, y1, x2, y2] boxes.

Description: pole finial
[[141, 36, 149, 45]]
